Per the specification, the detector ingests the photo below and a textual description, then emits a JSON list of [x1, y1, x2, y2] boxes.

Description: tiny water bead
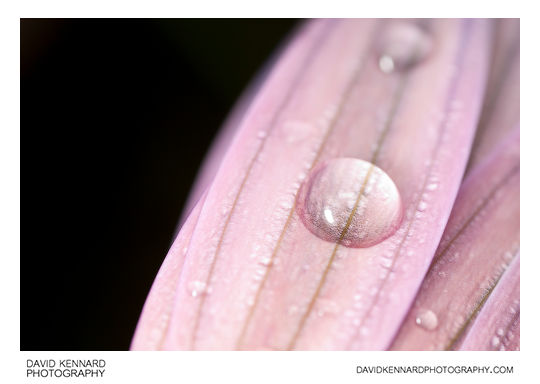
[[377, 22, 432, 74], [415, 309, 438, 331], [296, 158, 403, 248], [187, 281, 207, 297]]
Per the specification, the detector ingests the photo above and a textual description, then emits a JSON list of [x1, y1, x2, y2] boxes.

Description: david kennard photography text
[[27, 359, 106, 378]]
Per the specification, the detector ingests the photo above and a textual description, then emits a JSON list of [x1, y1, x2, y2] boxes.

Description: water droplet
[[491, 336, 501, 348], [415, 309, 438, 331], [288, 305, 299, 315], [259, 257, 272, 266], [377, 22, 432, 74], [187, 281, 207, 297], [378, 54, 395, 74], [296, 158, 403, 248], [426, 182, 438, 191], [417, 201, 428, 212], [503, 251, 514, 261], [381, 258, 392, 268], [282, 120, 314, 144], [316, 299, 340, 317]]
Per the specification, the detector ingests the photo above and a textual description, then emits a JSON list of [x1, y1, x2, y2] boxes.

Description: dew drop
[[187, 281, 207, 297], [288, 305, 299, 315], [259, 257, 272, 266], [415, 309, 438, 331], [296, 158, 403, 248], [377, 21, 432, 74], [316, 299, 340, 317]]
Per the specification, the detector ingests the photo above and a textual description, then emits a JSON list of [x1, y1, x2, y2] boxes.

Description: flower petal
[[458, 254, 520, 351], [131, 190, 207, 350], [390, 129, 519, 350], [133, 19, 492, 350]]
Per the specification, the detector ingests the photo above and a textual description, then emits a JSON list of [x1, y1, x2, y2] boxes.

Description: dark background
[[21, 19, 297, 350]]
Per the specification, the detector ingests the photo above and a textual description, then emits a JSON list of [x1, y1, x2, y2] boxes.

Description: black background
[[21, 19, 297, 350]]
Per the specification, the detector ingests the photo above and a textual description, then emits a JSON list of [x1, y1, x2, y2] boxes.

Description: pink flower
[[131, 19, 519, 350]]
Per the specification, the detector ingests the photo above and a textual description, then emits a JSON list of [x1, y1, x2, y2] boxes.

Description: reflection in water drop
[[415, 309, 438, 331], [296, 158, 403, 248], [377, 21, 432, 74]]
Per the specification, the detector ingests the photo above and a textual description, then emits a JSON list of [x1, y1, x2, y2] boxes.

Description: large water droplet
[[415, 309, 438, 331], [296, 158, 403, 248], [377, 22, 432, 74]]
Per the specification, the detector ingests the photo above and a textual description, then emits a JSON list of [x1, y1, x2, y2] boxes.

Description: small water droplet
[[187, 281, 207, 297], [491, 336, 500, 348], [282, 120, 314, 144], [417, 201, 428, 212], [381, 258, 392, 268], [503, 251, 514, 261], [377, 21, 432, 74], [316, 299, 340, 317], [426, 182, 438, 191], [257, 130, 267, 139], [296, 158, 403, 248], [280, 200, 292, 210], [288, 305, 299, 315], [415, 309, 438, 331], [259, 257, 272, 266], [378, 54, 395, 74]]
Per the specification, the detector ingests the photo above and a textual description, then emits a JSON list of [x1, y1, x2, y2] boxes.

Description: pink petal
[[458, 254, 520, 351], [131, 191, 207, 350], [133, 19, 492, 350], [467, 18, 519, 172], [390, 129, 519, 350]]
